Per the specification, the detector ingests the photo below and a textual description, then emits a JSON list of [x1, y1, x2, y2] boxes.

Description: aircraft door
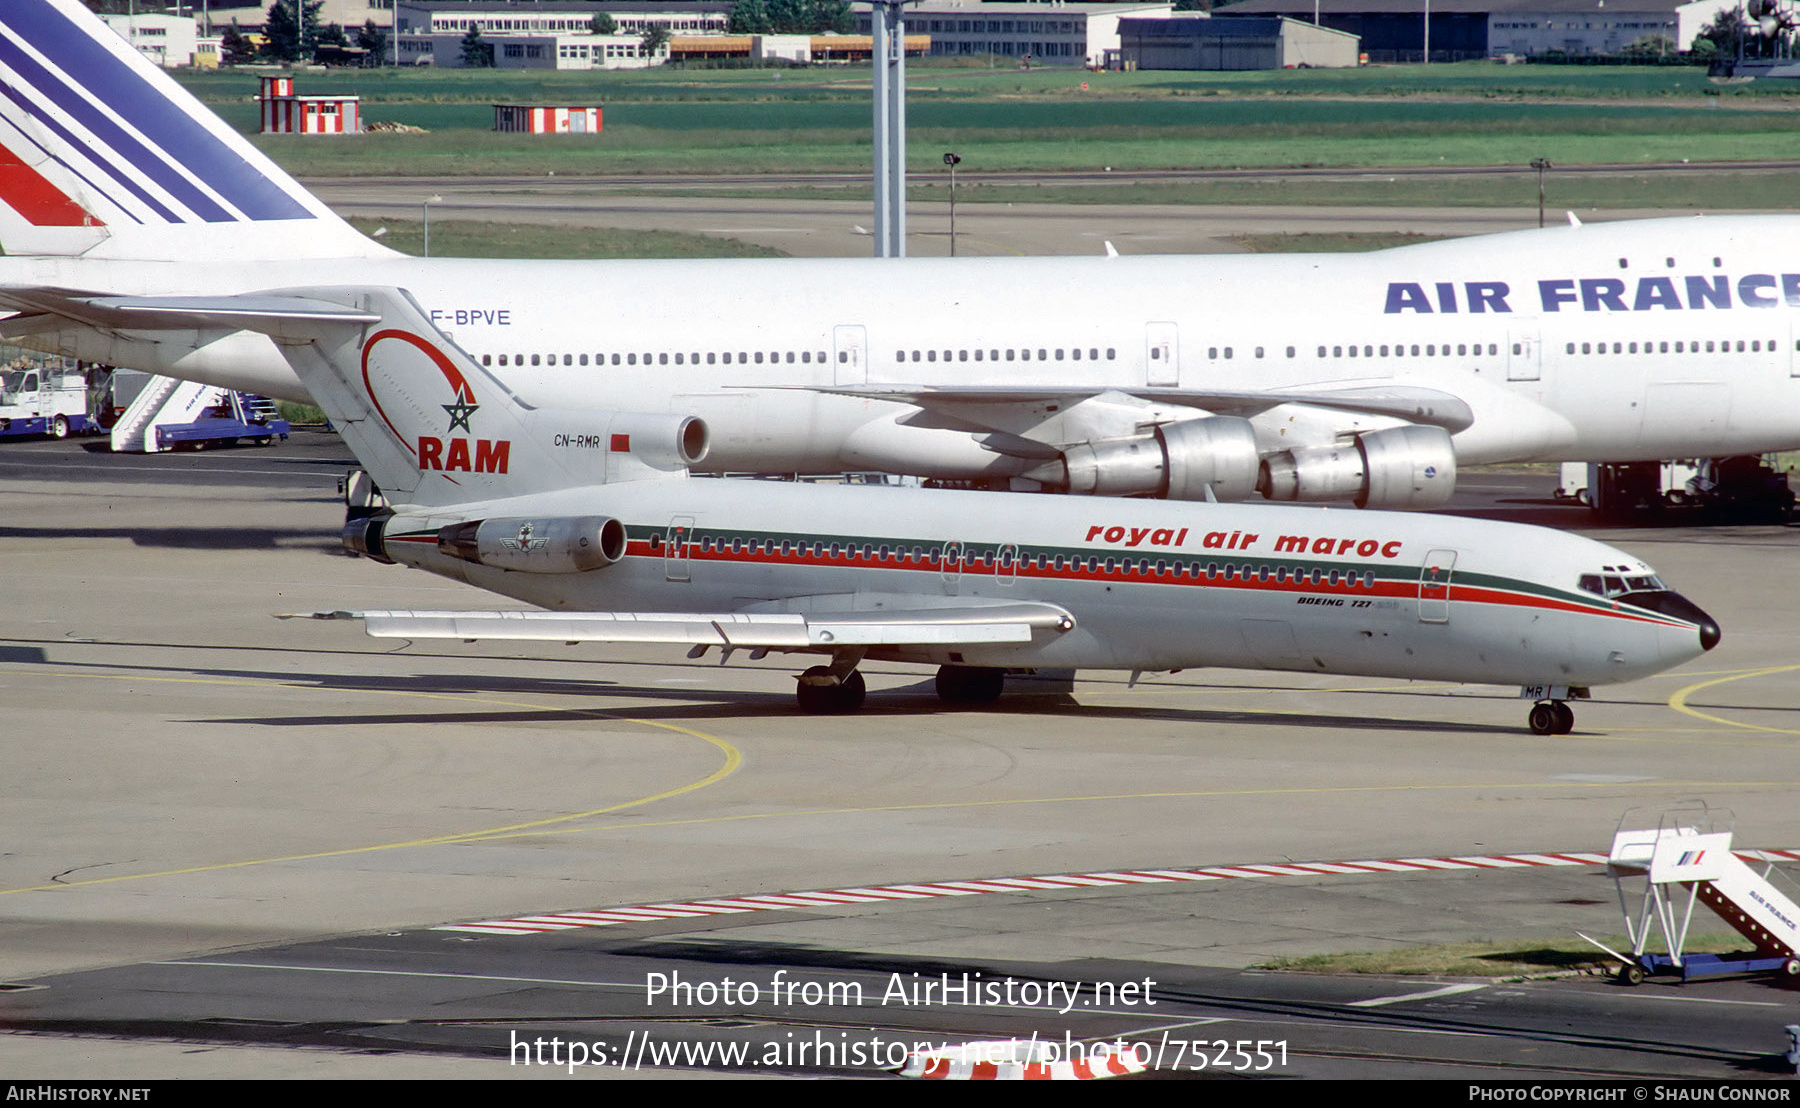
[[833, 325, 868, 386], [1507, 323, 1541, 382], [940, 540, 963, 593], [665, 515, 694, 582], [995, 543, 1018, 587], [1418, 549, 1456, 623], [1145, 322, 1178, 387]]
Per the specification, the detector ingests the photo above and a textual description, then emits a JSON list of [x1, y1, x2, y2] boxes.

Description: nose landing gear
[[1522, 685, 1587, 735], [1528, 700, 1575, 735]]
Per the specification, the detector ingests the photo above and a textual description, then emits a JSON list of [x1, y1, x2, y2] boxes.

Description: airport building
[[1215, 0, 1738, 61], [1118, 13, 1361, 69], [395, 1, 732, 65], [852, 2, 1174, 67], [98, 12, 206, 68]]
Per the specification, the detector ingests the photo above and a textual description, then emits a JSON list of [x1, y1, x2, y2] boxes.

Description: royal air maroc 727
[[151, 282, 1723, 734]]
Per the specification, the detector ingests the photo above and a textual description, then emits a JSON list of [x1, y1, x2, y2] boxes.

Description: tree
[[728, 0, 774, 34], [460, 25, 495, 68], [1691, 6, 1750, 58], [729, 0, 850, 34], [261, 0, 323, 63], [355, 19, 389, 61], [1621, 33, 1676, 59], [590, 12, 618, 35], [640, 22, 671, 57], [220, 20, 257, 65]]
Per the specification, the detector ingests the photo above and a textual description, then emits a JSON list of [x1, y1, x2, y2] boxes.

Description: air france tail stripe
[[0, 0, 310, 222], [0, 143, 93, 226], [0, 35, 191, 223]]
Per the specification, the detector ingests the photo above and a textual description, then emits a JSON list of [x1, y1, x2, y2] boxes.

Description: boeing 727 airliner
[[175, 282, 1717, 733], [0, 0, 1796, 511]]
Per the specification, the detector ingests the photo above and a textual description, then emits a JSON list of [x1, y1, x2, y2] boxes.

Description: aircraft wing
[[807, 383, 1476, 434], [283, 602, 1076, 650]]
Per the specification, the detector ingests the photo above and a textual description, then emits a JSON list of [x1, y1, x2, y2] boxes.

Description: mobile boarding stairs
[[1581, 807, 1800, 985], [109, 373, 288, 454]]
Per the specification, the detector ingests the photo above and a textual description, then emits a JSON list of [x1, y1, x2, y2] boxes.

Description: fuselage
[[11, 214, 1800, 480], [369, 478, 1717, 689]]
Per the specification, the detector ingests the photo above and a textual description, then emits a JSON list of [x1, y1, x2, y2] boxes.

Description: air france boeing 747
[[0, 0, 1796, 511]]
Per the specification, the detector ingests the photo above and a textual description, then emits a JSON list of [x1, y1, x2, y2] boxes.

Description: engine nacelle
[[1052, 416, 1260, 501], [523, 410, 711, 483], [1259, 425, 1457, 509], [437, 516, 627, 574], [342, 512, 395, 564]]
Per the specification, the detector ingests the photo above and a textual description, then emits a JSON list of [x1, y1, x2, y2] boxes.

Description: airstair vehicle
[[109, 371, 288, 454], [1582, 806, 1800, 985]]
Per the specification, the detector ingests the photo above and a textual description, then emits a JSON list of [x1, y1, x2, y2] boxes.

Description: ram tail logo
[[360, 328, 510, 475]]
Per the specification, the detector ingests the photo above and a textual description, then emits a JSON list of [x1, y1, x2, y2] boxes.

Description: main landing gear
[[793, 658, 1010, 714]]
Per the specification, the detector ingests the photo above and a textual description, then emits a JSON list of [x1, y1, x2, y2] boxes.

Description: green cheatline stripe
[[386, 520, 1674, 627]]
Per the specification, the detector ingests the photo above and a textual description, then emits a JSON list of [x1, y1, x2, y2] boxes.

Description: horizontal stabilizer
[[282, 602, 1076, 650], [0, 288, 379, 335]]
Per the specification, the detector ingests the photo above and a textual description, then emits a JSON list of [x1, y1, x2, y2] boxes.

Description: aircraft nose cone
[[1660, 591, 1721, 652]]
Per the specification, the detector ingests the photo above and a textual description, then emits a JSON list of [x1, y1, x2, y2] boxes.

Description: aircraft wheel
[[1552, 701, 1575, 735], [1616, 963, 1646, 986], [1781, 958, 1799, 977], [1528, 702, 1559, 736], [51, 415, 69, 439], [795, 666, 866, 714], [935, 665, 1005, 705]]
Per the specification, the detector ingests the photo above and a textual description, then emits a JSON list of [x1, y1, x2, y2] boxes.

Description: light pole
[[943, 151, 960, 257], [422, 193, 442, 257], [1530, 157, 1551, 228], [870, 0, 915, 258]]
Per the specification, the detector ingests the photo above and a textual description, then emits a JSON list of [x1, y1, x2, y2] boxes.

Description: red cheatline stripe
[[0, 146, 100, 227]]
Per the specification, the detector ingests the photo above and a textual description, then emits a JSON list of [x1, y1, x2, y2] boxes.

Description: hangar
[[1119, 14, 1361, 69], [1216, 0, 1737, 61]]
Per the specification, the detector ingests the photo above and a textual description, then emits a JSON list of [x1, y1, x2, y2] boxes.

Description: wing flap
[[286, 602, 1074, 650], [809, 383, 1475, 434]]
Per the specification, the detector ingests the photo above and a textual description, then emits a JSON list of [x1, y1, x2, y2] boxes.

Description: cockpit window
[[1579, 572, 1666, 598]]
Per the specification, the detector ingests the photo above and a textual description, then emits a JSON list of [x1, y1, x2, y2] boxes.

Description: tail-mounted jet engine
[[437, 516, 627, 574], [1258, 424, 1457, 509], [1031, 416, 1261, 501]]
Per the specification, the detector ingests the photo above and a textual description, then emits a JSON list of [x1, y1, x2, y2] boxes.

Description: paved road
[[307, 175, 1719, 257]]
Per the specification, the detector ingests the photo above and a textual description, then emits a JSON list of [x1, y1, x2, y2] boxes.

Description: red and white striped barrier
[[433, 848, 1800, 937], [897, 1039, 1146, 1080]]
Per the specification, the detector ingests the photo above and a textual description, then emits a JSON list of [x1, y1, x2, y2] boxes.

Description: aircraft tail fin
[[0, 0, 391, 261], [247, 286, 707, 508]]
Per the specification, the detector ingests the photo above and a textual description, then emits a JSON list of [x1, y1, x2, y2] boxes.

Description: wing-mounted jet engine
[[818, 383, 1470, 509], [1259, 424, 1458, 509]]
